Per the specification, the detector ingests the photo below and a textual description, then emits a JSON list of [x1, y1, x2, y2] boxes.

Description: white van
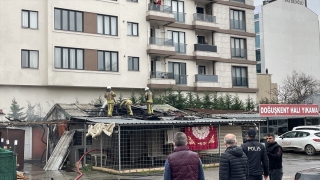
[[292, 125, 320, 131]]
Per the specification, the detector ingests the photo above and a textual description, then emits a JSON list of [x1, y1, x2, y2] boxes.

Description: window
[[127, 22, 138, 36], [128, 57, 139, 71], [198, 66, 206, 75], [167, 30, 186, 53], [168, 62, 187, 84], [254, 14, 259, 20], [232, 66, 247, 87], [255, 21, 259, 33], [54, 47, 84, 69], [230, 9, 245, 30], [98, 51, 118, 72], [283, 131, 297, 138], [54, 8, 83, 32], [255, 35, 260, 48], [127, 0, 138, 2], [21, 50, 39, 68], [172, 0, 185, 23], [256, 64, 261, 73], [97, 15, 118, 36], [231, 37, 246, 58], [256, 49, 260, 61], [22, 10, 38, 29]]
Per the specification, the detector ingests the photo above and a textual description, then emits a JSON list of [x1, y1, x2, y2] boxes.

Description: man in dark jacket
[[241, 128, 269, 180], [219, 134, 248, 180], [163, 132, 205, 180], [266, 133, 283, 180]]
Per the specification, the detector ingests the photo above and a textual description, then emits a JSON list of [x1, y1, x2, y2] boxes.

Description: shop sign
[[259, 104, 319, 116]]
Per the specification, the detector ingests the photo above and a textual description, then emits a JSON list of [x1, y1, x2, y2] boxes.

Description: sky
[[254, 0, 320, 25]]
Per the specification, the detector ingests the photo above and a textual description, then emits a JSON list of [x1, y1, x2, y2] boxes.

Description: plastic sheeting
[[86, 122, 115, 138]]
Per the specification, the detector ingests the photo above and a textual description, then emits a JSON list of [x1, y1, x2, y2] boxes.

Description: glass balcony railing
[[150, 71, 187, 85], [230, 19, 246, 30], [149, 37, 174, 46], [232, 77, 248, 87], [230, 0, 245, 3], [231, 48, 246, 58], [193, 13, 216, 23], [173, 43, 186, 54], [148, 3, 172, 13], [173, 11, 185, 23]]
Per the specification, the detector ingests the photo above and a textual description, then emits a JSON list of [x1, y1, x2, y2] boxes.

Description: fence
[[0, 148, 16, 179]]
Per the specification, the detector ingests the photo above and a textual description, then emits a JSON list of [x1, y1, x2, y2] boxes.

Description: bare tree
[[272, 71, 320, 104]]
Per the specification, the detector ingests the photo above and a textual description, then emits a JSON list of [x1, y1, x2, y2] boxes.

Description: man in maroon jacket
[[164, 132, 205, 180]]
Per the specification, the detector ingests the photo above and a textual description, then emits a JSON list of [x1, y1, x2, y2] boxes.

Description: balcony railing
[[150, 71, 187, 84], [195, 74, 218, 82], [174, 43, 186, 54], [231, 48, 246, 58], [232, 77, 248, 87], [173, 11, 185, 23], [230, 0, 245, 3], [230, 19, 246, 30], [193, 13, 216, 23], [194, 44, 217, 52], [149, 37, 174, 46], [127, 0, 138, 2], [148, 3, 172, 13]]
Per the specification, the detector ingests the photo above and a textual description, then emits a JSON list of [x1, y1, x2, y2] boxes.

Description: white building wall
[[260, 0, 320, 85]]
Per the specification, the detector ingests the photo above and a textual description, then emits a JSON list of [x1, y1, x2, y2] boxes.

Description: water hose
[[74, 149, 101, 180]]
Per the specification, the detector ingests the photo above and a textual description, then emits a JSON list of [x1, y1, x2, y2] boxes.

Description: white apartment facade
[[255, 0, 320, 85], [0, 0, 257, 115]]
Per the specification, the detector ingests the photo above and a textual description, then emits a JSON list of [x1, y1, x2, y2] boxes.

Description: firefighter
[[144, 87, 153, 115], [120, 98, 133, 116], [104, 86, 116, 117]]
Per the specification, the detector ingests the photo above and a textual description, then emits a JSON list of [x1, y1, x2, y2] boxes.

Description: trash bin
[[0, 148, 16, 180]]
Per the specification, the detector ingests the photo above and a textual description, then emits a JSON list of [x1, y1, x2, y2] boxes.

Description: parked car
[[275, 130, 320, 155], [295, 167, 320, 180], [292, 125, 320, 131]]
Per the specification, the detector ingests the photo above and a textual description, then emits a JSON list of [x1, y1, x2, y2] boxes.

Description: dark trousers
[[248, 175, 262, 180], [269, 168, 283, 180]]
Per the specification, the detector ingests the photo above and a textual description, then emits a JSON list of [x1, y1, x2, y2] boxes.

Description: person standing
[[144, 87, 153, 115], [104, 86, 116, 117], [219, 134, 248, 180], [164, 132, 205, 180], [241, 128, 269, 180], [266, 133, 283, 180], [119, 98, 133, 116]]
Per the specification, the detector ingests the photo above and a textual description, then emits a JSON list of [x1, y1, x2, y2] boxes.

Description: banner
[[185, 126, 218, 151], [259, 104, 319, 116]]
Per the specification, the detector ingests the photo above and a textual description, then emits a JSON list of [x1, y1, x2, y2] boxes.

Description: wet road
[[24, 152, 320, 180]]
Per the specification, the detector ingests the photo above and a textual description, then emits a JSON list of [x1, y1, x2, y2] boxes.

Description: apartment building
[[0, 0, 257, 114], [255, 0, 320, 86]]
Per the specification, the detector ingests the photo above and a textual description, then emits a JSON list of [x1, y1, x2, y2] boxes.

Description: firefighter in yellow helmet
[[120, 98, 133, 116], [104, 86, 116, 117], [144, 87, 153, 115]]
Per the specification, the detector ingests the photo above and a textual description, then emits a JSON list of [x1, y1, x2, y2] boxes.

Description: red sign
[[259, 104, 319, 116]]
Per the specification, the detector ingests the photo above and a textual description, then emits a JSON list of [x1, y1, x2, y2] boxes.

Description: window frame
[[127, 22, 139, 36], [97, 50, 119, 72], [97, 14, 118, 36], [231, 37, 247, 59], [232, 66, 248, 87], [21, 49, 39, 69], [21, 10, 38, 29], [198, 65, 206, 75], [128, 56, 139, 71], [167, 30, 186, 53], [54, 8, 83, 32], [230, 9, 246, 31], [54, 46, 84, 70]]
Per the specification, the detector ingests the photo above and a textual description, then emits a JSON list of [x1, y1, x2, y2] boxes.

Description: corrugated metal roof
[[43, 130, 75, 171], [82, 117, 265, 126]]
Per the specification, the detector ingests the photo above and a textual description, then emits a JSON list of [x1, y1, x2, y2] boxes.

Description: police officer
[[241, 128, 269, 180], [119, 98, 133, 116], [144, 87, 153, 115], [104, 86, 116, 117]]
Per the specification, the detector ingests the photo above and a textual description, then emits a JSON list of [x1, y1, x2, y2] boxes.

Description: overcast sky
[[254, 0, 320, 23]]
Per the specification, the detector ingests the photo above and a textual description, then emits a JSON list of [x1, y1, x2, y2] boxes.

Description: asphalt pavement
[[23, 152, 320, 180]]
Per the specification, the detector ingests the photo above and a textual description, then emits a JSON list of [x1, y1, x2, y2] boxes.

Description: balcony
[[230, 19, 246, 31], [174, 43, 187, 54], [194, 74, 219, 89], [230, 0, 245, 3], [148, 71, 186, 85], [231, 48, 246, 59], [195, 74, 218, 82], [193, 13, 219, 30], [193, 44, 219, 59], [147, 37, 176, 56], [146, 3, 175, 25], [173, 11, 185, 23]]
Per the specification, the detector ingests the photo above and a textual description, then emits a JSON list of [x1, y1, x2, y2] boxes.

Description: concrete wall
[[256, 73, 277, 102], [260, 0, 320, 85]]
